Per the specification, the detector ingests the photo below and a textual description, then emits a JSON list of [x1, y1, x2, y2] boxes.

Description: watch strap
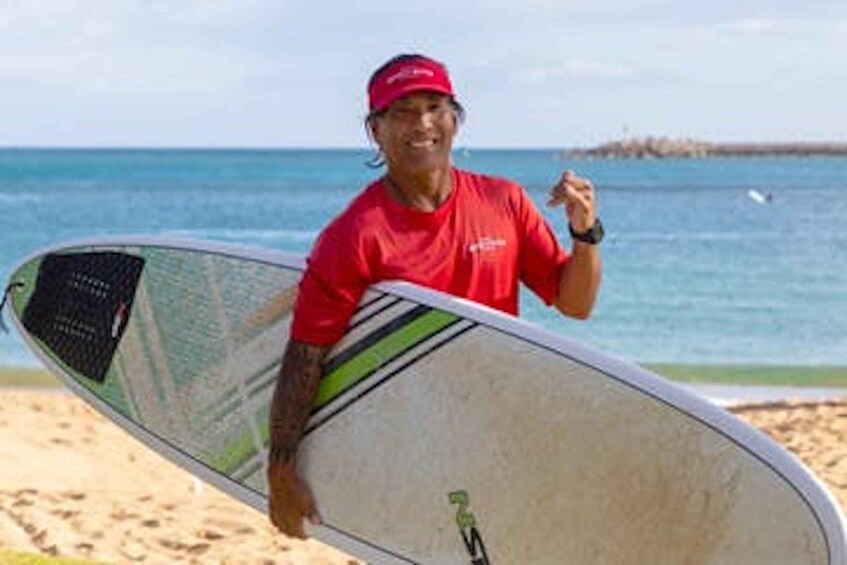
[[569, 218, 604, 245]]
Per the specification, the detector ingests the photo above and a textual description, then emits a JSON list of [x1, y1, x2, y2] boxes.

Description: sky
[[2, 0, 846, 148]]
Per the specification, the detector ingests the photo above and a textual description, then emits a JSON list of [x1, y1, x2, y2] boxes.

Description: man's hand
[[547, 169, 602, 319], [267, 339, 331, 539], [268, 454, 321, 539], [547, 169, 597, 233]]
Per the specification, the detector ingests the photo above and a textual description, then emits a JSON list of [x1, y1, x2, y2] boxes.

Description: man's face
[[371, 91, 458, 176]]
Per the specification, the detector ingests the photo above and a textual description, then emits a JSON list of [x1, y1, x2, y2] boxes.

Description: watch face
[[590, 220, 604, 243]]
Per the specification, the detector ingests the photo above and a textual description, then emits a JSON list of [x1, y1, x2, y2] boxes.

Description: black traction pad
[[22, 251, 145, 383]]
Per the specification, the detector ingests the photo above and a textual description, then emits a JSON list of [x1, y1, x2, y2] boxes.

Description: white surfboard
[[3, 236, 846, 564], [748, 189, 772, 204]]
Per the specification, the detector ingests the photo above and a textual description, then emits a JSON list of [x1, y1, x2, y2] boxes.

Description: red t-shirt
[[291, 168, 570, 345]]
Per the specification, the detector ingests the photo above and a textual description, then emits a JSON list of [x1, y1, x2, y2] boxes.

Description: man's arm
[[554, 240, 601, 319], [547, 169, 603, 319], [267, 338, 333, 539]]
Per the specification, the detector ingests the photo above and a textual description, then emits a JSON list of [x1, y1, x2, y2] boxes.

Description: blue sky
[[2, 1, 845, 148]]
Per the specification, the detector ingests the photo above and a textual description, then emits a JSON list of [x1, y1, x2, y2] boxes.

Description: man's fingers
[[270, 502, 305, 538], [268, 463, 320, 539], [549, 169, 595, 212], [270, 498, 305, 538], [284, 515, 307, 539], [548, 183, 589, 210], [546, 185, 569, 207], [559, 170, 593, 191], [299, 481, 322, 526], [547, 170, 598, 233], [273, 505, 308, 539]]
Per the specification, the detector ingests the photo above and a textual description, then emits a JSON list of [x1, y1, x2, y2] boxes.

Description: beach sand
[[0, 390, 845, 564], [0, 391, 359, 564]]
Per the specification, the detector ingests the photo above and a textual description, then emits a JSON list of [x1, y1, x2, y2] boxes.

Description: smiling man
[[267, 53, 603, 538]]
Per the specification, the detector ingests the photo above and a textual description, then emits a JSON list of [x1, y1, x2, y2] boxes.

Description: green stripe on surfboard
[[211, 428, 259, 475], [313, 309, 458, 410]]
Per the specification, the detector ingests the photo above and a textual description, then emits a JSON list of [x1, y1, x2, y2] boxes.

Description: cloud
[[516, 60, 640, 83], [722, 18, 778, 34], [711, 15, 847, 37], [0, 2, 298, 95], [504, 58, 680, 92], [2, 0, 846, 146]]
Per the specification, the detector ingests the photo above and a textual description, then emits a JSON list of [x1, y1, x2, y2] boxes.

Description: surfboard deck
[[4, 236, 846, 564]]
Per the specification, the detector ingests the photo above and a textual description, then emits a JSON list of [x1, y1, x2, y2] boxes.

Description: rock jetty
[[567, 137, 847, 159]]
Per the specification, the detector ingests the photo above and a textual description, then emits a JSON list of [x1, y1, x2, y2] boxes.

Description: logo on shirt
[[467, 237, 507, 254]]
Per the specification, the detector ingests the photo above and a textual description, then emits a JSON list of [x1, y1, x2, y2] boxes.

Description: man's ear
[[367, 117, 380, 143]]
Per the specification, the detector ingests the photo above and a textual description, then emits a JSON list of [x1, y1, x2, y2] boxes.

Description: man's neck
[[385, 166, 453, 212]]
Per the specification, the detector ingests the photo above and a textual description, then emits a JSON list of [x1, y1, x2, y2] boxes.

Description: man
[[268, 53, 603, 538]]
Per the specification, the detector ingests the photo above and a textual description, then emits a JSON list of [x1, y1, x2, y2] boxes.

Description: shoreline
[[4, 364, 846, 412], [4, 364, 847, 389]]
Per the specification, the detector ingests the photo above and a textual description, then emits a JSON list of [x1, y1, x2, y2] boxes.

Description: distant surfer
[[747, 189, 773, 204], [267, 53, 604, 539]]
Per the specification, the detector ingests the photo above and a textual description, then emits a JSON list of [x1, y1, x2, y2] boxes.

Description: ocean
[[1, 148, 845, 368]]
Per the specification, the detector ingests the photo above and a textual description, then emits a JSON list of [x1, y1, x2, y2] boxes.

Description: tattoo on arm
[[269, 339, 332, 465]]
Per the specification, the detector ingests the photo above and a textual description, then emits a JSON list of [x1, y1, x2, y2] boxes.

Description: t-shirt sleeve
[[515, 185, 571, 305], [290, 221, 369, 346]]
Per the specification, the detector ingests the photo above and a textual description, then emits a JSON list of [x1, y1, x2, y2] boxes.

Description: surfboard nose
[[18, 251, 145, 383]]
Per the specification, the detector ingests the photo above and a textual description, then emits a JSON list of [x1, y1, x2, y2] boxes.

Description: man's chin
[[396, 150, 453, 173]]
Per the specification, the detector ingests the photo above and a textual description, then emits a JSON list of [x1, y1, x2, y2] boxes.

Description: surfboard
[[747, 189, 772, 204], [3, 236, 846, 564]]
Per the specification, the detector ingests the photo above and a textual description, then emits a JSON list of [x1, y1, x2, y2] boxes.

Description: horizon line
[[3, 140, 847, 152]]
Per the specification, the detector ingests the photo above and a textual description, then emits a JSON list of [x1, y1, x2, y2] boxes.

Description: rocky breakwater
[[567, 137, 847, 158]]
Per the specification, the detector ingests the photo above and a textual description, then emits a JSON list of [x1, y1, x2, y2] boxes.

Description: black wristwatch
[[569, 218, 604, 245]]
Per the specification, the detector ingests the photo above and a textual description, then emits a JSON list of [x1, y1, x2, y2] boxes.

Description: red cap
[[368, 56, 455, 113]]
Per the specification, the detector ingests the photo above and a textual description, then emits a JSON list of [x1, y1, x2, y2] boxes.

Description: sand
[[0, 391, 358, 564], [0, 390, 845, 564]]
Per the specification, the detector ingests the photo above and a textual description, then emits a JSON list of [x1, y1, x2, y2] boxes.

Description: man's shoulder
[[455, 168, 525, 204], [456, 168, 517, 188], [324, 179, 387, 234], [308, 180, 386, 267]]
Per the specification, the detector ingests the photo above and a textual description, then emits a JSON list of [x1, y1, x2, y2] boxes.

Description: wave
[[0, 193, 44, 204], [619, 231, 782, 242]]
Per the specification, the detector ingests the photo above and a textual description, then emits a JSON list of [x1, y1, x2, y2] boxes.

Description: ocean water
[[1, 148, 845, 368]]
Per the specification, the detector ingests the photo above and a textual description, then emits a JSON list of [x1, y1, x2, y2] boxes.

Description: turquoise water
[[1, 149, 846, 367]]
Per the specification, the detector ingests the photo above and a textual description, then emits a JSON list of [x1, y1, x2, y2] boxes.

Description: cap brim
[[371, 83, 454, 113]]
